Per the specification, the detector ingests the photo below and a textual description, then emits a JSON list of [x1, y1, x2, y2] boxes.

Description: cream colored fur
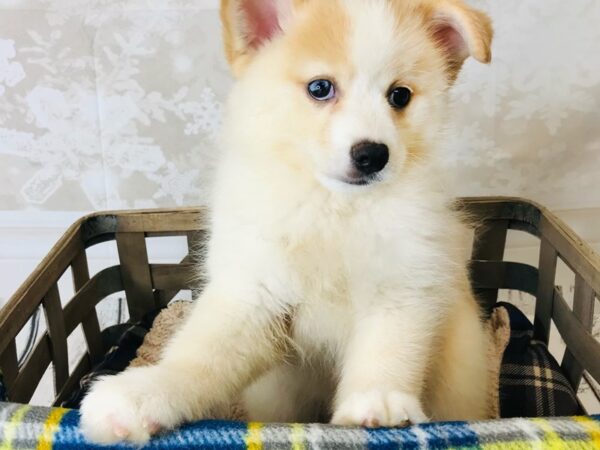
[[80, 0, 494, 443]]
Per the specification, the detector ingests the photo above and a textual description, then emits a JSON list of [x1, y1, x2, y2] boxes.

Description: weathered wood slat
[[539, 214, 600, 299], [9, 334, 51, 404], [458, 198, 542, 233], [150, 263, 197, 291], [71, 250, 104, 364], [42, 284, 69, 395], [116, 232, 156, 321], [145, 231, 190, 238], [63, 266, 124, 336], [115, 210, 206, 234], [561, 275, 595, 389], [150, 253, 192, 307], [471, 221, 509, 261], [0, 229, 83, 355], [553, 287, 600, 385], [79, 208, 207, 242], [53, 354, 91, 407], [71, 250, 90, 292], [533, 239, 558, 343], [471, 220, 508, 313], [469, 261, 538, 297], [0, 340, 18, 393]]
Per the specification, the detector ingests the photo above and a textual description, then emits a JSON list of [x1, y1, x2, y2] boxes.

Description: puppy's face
[[221, 0, 492, 191]]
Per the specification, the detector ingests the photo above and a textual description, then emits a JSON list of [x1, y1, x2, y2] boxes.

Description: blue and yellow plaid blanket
[[1, 403, 599, 449]]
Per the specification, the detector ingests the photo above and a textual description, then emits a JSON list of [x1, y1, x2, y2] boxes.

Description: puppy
[[81, 0, 494, 443]]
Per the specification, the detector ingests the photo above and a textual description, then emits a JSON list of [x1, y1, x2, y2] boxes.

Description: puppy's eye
[[308, 79, 336, 101], [388, 86, 412, 109]]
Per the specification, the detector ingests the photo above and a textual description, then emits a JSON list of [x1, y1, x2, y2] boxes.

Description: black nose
[[350, 141, 389, 175]]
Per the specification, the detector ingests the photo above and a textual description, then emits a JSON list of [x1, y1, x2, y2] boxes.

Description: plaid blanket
[[497, 302, 583, 417], [0, 403, 599, 449]]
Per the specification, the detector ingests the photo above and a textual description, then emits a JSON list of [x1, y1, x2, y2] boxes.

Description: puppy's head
[[221, 0, 492, 191]]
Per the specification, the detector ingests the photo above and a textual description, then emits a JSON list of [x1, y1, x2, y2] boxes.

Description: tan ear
[[426, 0, 493, 77], [221, 0, 303, 76]]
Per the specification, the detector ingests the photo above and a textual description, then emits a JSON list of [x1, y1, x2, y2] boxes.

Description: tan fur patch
[[222, 0, 352, 78], [220, 0, 243, 74], [282, 0, 350, 81], [388, 0, 493, 82], [422, 0, 493, 80]]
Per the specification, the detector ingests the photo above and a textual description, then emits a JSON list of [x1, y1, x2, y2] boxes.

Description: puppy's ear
[[427, 0, 493, 79], [221, 0, 303, 76]]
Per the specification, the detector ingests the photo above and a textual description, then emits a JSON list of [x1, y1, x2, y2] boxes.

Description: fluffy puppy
[[80, 0, 494, 443]]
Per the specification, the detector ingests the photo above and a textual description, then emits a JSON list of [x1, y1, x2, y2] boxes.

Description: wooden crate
[[0, 198, 598, 408]]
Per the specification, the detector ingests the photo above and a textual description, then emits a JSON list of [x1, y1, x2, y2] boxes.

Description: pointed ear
[[428, 0, 493, 78], [221, 0, 302, 76]]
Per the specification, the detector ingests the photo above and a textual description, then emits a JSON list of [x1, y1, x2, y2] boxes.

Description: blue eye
[[308, 79, 336, 101], [388, 86, 412, 109]]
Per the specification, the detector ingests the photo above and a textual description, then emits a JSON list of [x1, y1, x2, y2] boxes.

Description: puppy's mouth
[[342, 176, 375, 186], [340, 169, 382, 186], [317, 172, 384, 192]]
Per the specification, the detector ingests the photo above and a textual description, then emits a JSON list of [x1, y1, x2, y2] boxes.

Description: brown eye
[[308, 79, 336, 101], [388, 86, 412, 109]]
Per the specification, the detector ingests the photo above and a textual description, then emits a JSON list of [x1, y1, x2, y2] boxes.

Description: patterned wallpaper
[[0, 0, 598, 408], [0, 0, 227, 211], [0, 0, 598, 212]]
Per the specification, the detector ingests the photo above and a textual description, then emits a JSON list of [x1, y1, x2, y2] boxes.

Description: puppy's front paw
[[80, 366, 184, 444], [331, 390, 428, 428]]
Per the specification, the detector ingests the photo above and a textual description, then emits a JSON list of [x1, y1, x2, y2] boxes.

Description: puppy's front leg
[[80, 282, 287, 444], [332, 304, 438, 427]]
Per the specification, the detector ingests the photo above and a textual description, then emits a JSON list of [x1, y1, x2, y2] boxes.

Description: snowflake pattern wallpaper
[[0, 0, 599, 212]]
